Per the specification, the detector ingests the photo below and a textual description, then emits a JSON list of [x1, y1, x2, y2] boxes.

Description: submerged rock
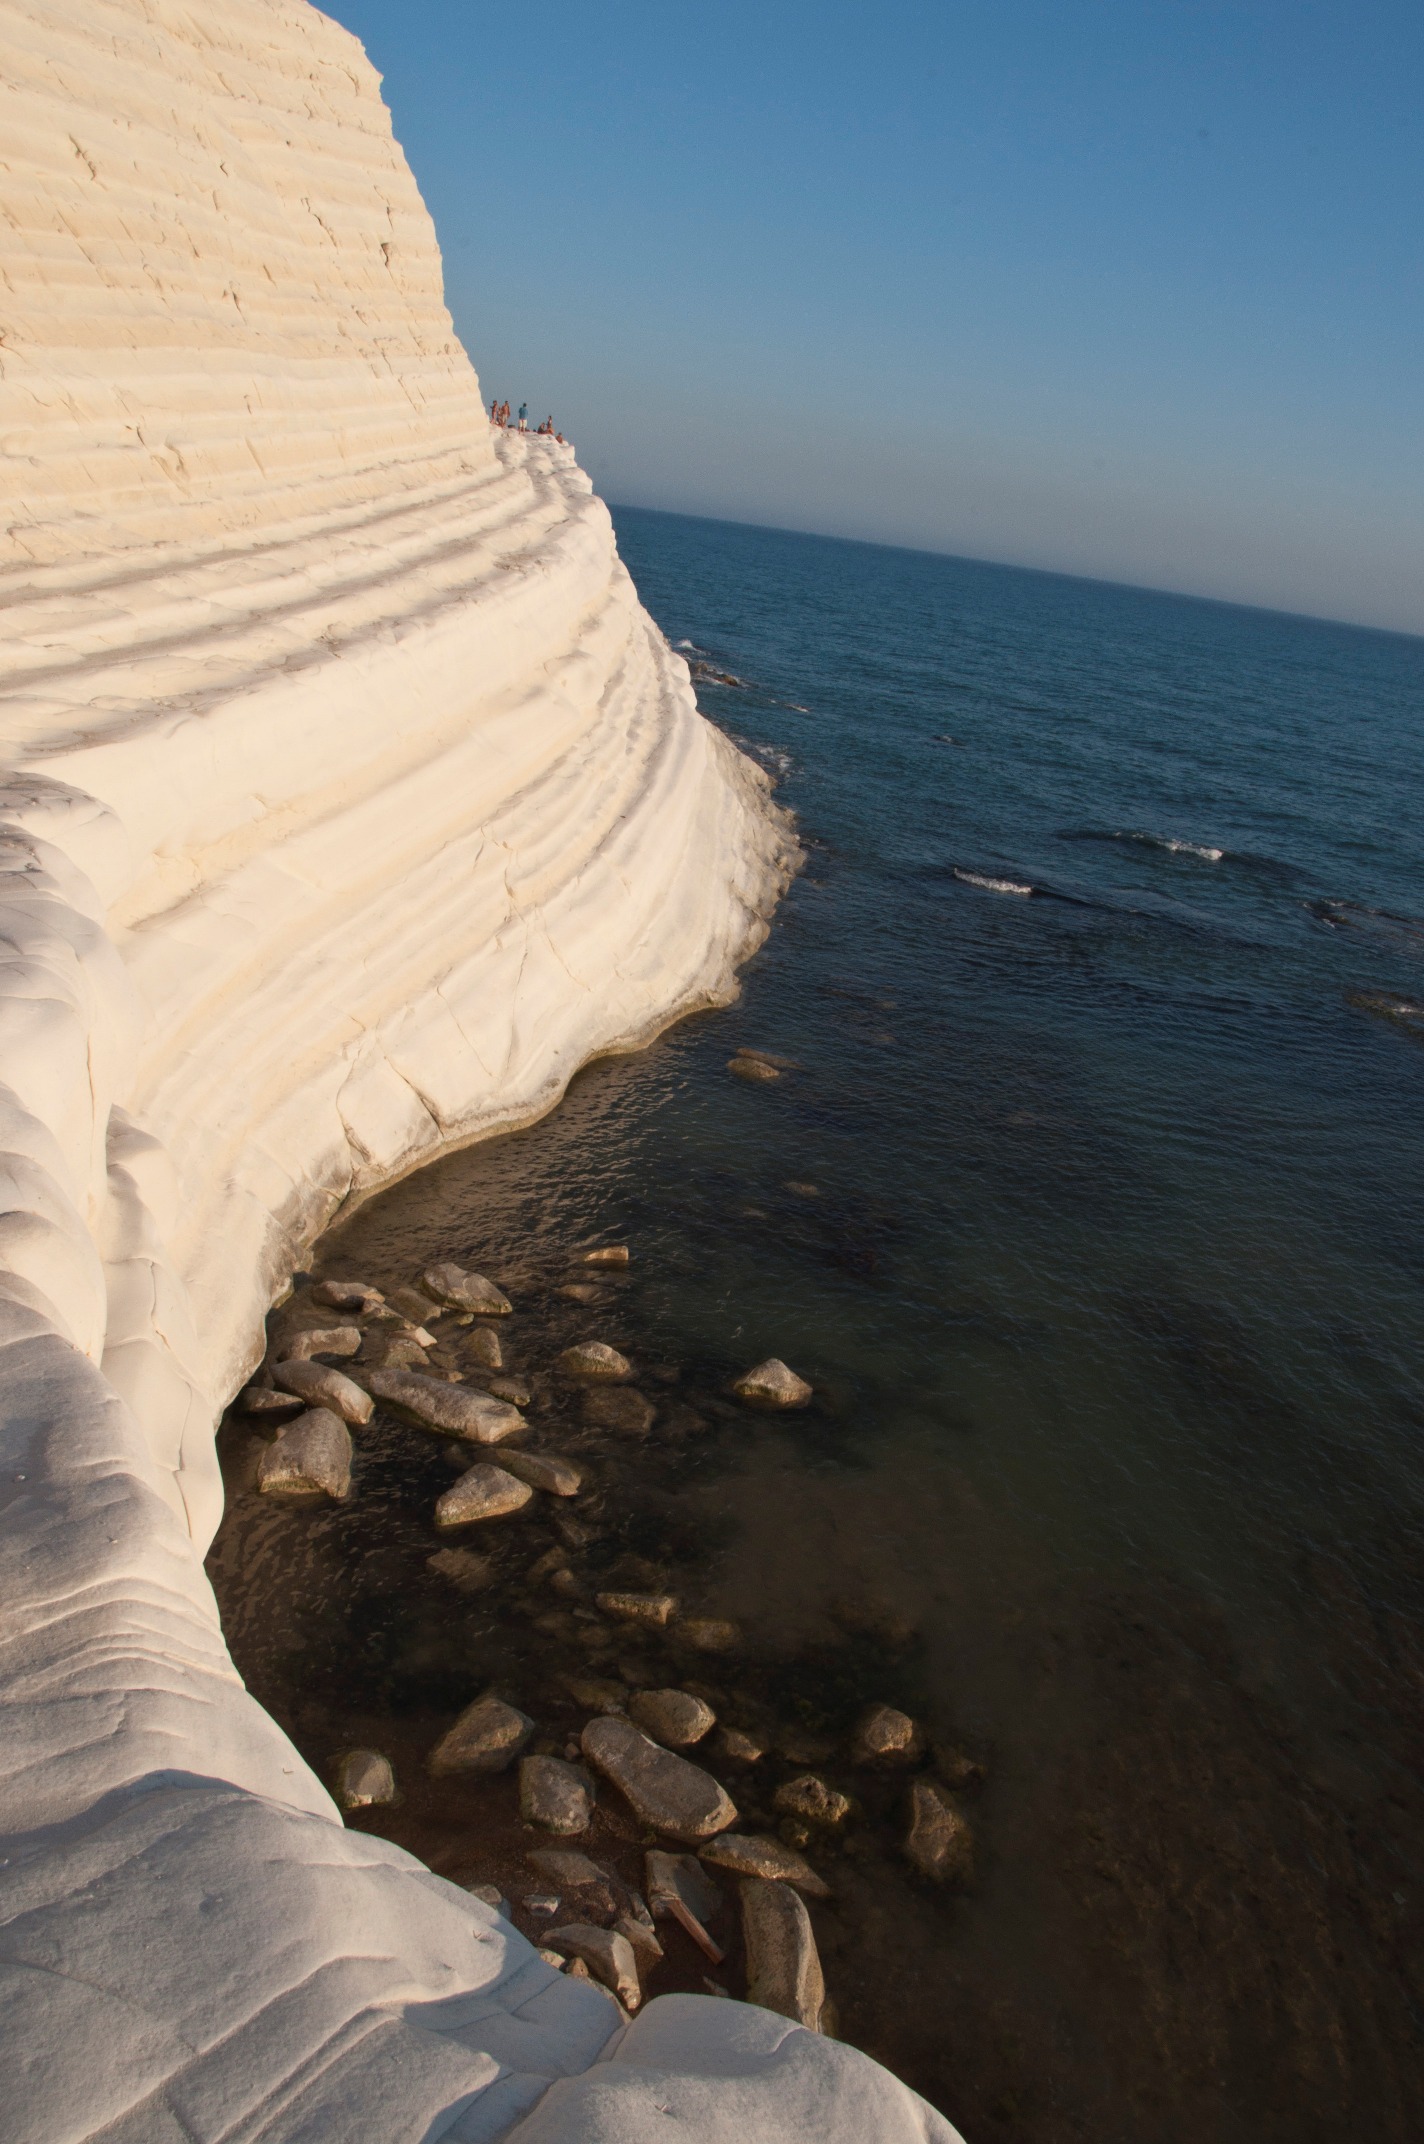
[[628, 1688, 716, 1749], [422, 1262, 512, 1315], [581, 1716, 738, 1843], [582, 1386, 656, 1435], [773, 1775, 851, 1829], [237, 1385, 304, 1417], [283, 1323, 362, 1362], [903, 1778, 973, 1883], [487, 1375, 533, 1406], [934, 1743, 987, 1790], [366, 1367, 524, 1442], [560, 1674, 627, 1713], [545, 1923, 641, 2010], [740, 1877, 825, 2030], [333, 1749, 396, 1810], [733, 1358, 813, 1408], [256, 1409, 352, 1501], [272, 1358, 374, 1424], [698, 1832, 830, 1898], [312, 1279, 386, 1313], [595, 1590, 677, 1628], [497, 1449, 583, 1497], [435, 1464, 534, 1528], [520, 1754, 595, 1834], [717, 1724, 769, 1766], [463, 1324, 504, 1370], [429, 1695, 534, 1776], [728, 1053, 781, 1083], [558, 1283, 605, 1305], [527, 1848, 610, 1889], [850, 1702, 922, 1765], [558, 1340, 631, 1381], [676, 1617, 742, 1654], [426, 1545, 497, 1593]]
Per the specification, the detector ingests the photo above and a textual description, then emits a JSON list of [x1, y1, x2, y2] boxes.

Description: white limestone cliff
[[0, 2, 961, 2136]]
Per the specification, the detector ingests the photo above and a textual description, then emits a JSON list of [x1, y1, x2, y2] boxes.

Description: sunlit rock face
[[0, 3, 956, 2138]]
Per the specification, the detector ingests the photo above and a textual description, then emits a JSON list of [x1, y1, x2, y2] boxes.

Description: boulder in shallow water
[[733, 1357, 813, 1408], [312, 1279, 386, 1313], [773, 1775, 851, 1829], [596, 1590, 677, 1627], [582, 1385, 656, 1435], [272, 1358, 373, 1424], [740, 1876, 825, 2029], [463, 1323, 504, 1370], [558, 1283, 604, 1304], [333, 1749, 395, 1809], [429, 1694, 534, 1776], [237, 1385, 304, 1417], [435, 1463, 533, 1528], [676, 1617, 742, 1654], [728, 1053, 781, 1083], [366, 1366, 523, 1441], [256, 1409, 352, 1501], [698, 1831, 831, 1898], [282, 1323, 362, 1361], [558, 1340, 631, 1381], [628, 1687, 716, 1749], [903, 1777, 973, 1883], [426, 1545, 497, 1593], [520, 1754, 595, 1834], [487, 1374, 532, 1405], [498, 1448, 583, 1497], [850, 1702, 922, 1765], [581, 1715, 737, 1843], [584, 1245, 630, 1266], [545, 1922, 641, 2009], [422, 1262, 512, 1315]]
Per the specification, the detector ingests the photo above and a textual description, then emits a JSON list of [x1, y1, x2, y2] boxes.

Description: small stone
[[582, 1386, 656, 1435], [487, 1375, 533, 1405], [560, 1674, 627, 1713], [422, 1263, 512, 1315], [367, 1368, 524, 1442], [553, 1511, 597, 1550], [934, 1743, 987, 1789], [333, 1749, 396, 1809], [581, 1716, 738, 1843], [388, 1285, 444, 1323], [524, 1893, 561, 1916], [312, 1280, 385, 1313], [733, 1358, 813, 1409], [584, 1246, 630, 1266], [237, 1385, 304, 1417], [466, 1883, 508, 1913], [677, 1618, 742, 1654], [520, 1755, 595, 1833], [527, 1848, 610, 1888], [558, 1341, 631, 1381], [549, 1565, 584, 1597], [773, 1775, 851, 1829], [717, 1725, 769, 1765], [272, 1358, 374, 1424], [728, 1054, 781, 1083], [615, 1912, 663, 1959], [536, 1947, 566, 1969], [464, 1325, 504, 1371], [430, 1695, 534, 1776], [904, 1778, 973, 1883], [282, 1324, 362, 1362], [698, 1831, 830, 1896], [851, 1703, 922, 1765], [256, 1409, 352, 1500], [426, 1545, 497, 1592], [435, 1464, 534, 1528], [548, 1925, 641, 2009], [628, 1688, 716, 1749], [596, 1591, 677, 1628], [497, 1449, 583, 1497], [740, 1877, 824, 2029], [558, 1284, 605, 1304]]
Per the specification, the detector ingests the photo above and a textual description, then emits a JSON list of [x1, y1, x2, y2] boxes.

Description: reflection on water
[[210, 515, 1424, 2140]]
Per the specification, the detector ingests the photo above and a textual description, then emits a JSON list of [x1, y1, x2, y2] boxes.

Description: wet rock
[[333, 1749, 395, 1809], [520, 1754, 595, 1833], [646, 1849, 725, 1927], [934, 1743, 987, 1789], [582, 1386, 656, 1435], [558, 1340, 631, 1381], [596, 1590, 677, 1628], [560, 1674, 627, 1713], [463, 1324, 504, 1371], [733, 1358, 813, 1408], [426, 1545, 497, 1593], [558, 1283, 605, 1305], [312, 1280, 385, 1313], [283, 1324, 362, 1362], [584, 1246, 630, 1267], [429, 1694, 534, 1776], [528, 1848, 610, 1889], [728, 1053, 781, 1083], [388, 1285, 444, 1324], [237, 1385, 304, 1417], [851, 1702, 922, 1765], [628, 1688, 716, 1749], [497, 1449, 583, 1497], [371, 1335, 429, 1371], [904, 1777, 973, 1883], [256, 1409, 352, 1500], [366, 1367, 524, 1442], [676, 1617, 742, 1654], [548, 1565, 584, 1598], [435, 1464, 534, 1528], [422, 1262, 512, 1315], [773, 1775, 851, 1829], [272, 1358, 374, 1424], [717, 1725, 769, 1766], [740, 1877, 825, 2029], [553, 1511, 598, 1551], [615, 1911, 663, 1961], [581, 1715, 738, 1843], [698, 1832, 831, 1898], [547, 1925, 641, 2010], [466, 1883, 509, 1913], [487, 1375, 532, 1406]]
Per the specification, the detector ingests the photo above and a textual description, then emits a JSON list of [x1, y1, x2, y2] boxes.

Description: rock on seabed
[[422, 1263, 512, 1315], [366, 1367, 525, 1442], [429, 1696, 535, 1776], [435, 1464, 534, 1528], [256, 1409, 352, 1500], [581, 1716, 738, 1843], [734, 1358, 814, 1408]]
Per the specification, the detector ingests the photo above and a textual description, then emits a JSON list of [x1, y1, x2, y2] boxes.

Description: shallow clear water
[[211, 513, 1424, 2141]]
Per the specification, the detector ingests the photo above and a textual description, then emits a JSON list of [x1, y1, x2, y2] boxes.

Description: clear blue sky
[[329, 1, 1422, 635]]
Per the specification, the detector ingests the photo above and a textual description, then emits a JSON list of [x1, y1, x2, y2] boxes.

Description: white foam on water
[[954, 869, 1035, 896]]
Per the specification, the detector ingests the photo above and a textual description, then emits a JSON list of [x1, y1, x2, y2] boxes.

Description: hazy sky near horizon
[[330, 1, 1422, 636]]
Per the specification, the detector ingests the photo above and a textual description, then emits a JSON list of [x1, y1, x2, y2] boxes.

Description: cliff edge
[[0, 3, 958, 2136]]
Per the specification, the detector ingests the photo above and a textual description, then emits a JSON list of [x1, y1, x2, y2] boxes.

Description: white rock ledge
[[0, 2, 960, 2137]]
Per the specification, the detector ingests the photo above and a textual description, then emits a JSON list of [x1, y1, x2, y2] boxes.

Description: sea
[[210, 508, 1424, 2143]]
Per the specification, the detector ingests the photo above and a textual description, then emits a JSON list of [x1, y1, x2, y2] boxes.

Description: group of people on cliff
[[489, 399, 564, 442]]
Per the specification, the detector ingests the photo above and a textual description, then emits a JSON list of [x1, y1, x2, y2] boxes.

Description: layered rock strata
[[0, 1, 958, 2137]]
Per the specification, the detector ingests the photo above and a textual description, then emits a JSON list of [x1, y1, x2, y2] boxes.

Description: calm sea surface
[[211, 511, 1424, 2141]]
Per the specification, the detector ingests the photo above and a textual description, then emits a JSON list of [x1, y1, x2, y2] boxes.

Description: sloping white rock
[[0, 2, 960, 2139]]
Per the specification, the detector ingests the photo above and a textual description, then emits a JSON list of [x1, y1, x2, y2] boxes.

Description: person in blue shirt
[[517, 402, 528, 432]]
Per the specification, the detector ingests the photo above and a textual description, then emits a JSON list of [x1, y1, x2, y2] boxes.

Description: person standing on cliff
[[517, 403, 528, 432]]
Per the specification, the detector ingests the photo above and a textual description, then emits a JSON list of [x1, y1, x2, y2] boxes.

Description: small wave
[[934, 734, 967, 747], [954, 868, 1034, 897], [1086, 830, 1224, 862]]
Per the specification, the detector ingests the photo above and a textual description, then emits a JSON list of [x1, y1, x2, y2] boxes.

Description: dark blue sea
[[212, 511, 1424, 2141]]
